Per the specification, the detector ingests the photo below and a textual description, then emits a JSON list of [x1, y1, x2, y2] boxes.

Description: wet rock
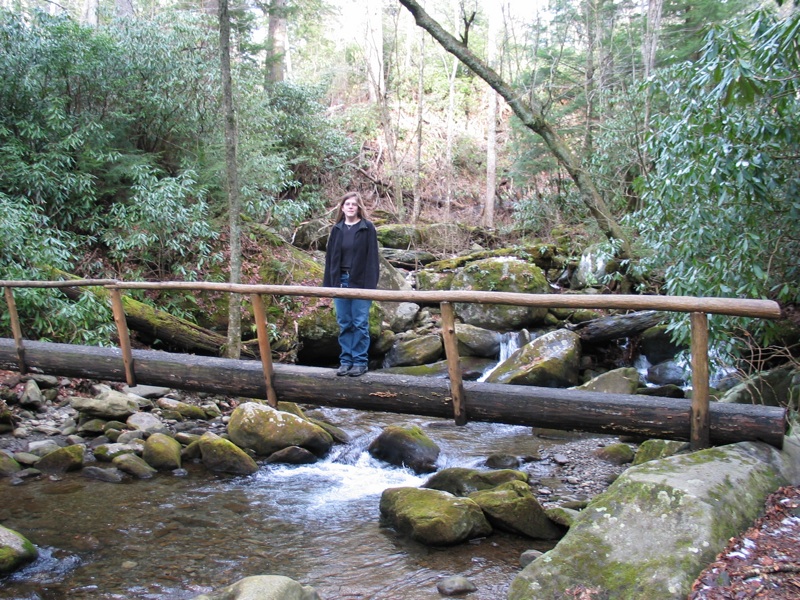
[[640, 324, 686, 365], [93, 442, 139, 462], [486, 329, 581, 387], [485, 453, 521, 469], [112, 453, 157, 479], [380, 487, 492, 546], [719, 364, 799, 407], [423, 467, 527, 496], [469, 480, 564, 539], [545, 506, 581, 528], [574, 367, 640, 394], [455, 323, 502, 358], [35, 444, 85, 473], [27, 439, 61, 457], [437, 575, 477, 596], [122, 384, 171, 399], [383, 333, 443, 368], [520, 549, 544, 568], [368, 425, 440, 474], [0, 451, 21, 476], [82, 466, 125, 483], [0, 524, 38, 574], [228, 402, 333, 458], [77, 418, 107, 435], [11, 452, 39, 466], [194, 574, 321, 600], [196, 432, 258, 475], [117, 430, 146, 444], [142, 433, 182, 471], [647, 360, 688, 386], [266, 446, 317, 465]]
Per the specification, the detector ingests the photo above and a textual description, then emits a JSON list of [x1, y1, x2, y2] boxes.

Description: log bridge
[[0, 280, 787, 449]]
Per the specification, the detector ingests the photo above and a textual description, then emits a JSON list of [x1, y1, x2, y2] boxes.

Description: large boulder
[[485, 329, 581, 387], [455, 324, 502, 358], [196, 432, 259, 475], [719, 364, 799, 407], [368, 425, 440, 474], [469, 480, 564, 539], [451, 257, 550, 330], [508, 437, 800, 600], [227, 402, 333, 457], [382, 334, 443, 368], [0, 525, 38, 574], [380, 487, 492, 546], [194, 574, 321, 600], [422, 467, 528, 496], [573, 367, 640, 394]]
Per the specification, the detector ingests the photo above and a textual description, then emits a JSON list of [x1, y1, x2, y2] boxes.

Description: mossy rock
[[469, 480, 564, 539], [368, 425, 440, 474], [422, 467, 528, 496], [376, 224, 422, 249], [0, 525, 38, 574], [594, 443, 635, 465], [632, 439, 689, 466], [486, 329, 581, 387], [451, 257, 550, 329]]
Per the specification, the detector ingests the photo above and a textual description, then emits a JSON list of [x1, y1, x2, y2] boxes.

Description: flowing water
[[0, 408, 572, 600]]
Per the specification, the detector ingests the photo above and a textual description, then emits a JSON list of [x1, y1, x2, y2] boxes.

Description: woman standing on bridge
[[323, 192, 380, 377]]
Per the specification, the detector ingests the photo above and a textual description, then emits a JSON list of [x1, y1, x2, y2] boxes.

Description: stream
[[0, 407, 585, 600]]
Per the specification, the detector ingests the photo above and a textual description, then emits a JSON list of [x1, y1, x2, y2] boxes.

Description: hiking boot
[[336, 364, 352, 376], [348, 365, 368, 377]]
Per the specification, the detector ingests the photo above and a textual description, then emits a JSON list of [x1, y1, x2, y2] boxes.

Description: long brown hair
[[334, 191, 369, 223]]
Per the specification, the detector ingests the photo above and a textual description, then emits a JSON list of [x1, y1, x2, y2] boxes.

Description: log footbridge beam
[[0, 280, 786, 450]]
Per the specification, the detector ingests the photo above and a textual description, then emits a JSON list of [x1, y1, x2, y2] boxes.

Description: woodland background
[[0, 0, 798, 362]]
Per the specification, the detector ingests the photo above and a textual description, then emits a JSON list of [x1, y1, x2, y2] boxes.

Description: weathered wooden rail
[[0, 279, 785, 449]]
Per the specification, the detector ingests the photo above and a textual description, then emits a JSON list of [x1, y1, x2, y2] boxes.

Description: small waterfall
[[477, 330, 528, 382]]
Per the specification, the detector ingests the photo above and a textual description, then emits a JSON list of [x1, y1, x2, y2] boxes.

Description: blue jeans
[[334, 273, 372, 367]]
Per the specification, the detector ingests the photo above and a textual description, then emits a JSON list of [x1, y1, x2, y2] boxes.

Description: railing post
[[3, 287, 27, 375], [440, 302, 467, 425], [251, 294, 279, 408], [690, 312, 710, 450], [110, 289, 136, 387]]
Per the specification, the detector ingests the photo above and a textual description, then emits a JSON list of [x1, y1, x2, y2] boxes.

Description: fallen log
[[0, 338, 786, 449], [573, 310, 667, 343]]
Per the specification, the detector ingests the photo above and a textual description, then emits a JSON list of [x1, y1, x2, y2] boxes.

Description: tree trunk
[[0, 339, 785, 449], [266, 0, 288, 84], [642, 0, 664, 130], [366, 0, 385, 102], [115, 0, 134, 18], [483, 1, 499, 229], [412, 28, 425, 224], [398, 0, 632, 259], [220, 0, 243, 359]]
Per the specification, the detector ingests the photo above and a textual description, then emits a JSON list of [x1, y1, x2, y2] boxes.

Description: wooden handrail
[[0, 278, 784, 447]]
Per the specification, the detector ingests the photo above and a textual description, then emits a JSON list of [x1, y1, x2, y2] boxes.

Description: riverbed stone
[[367, 425, 440, 474], [142, 433, 182, 471], [452, 257, 550, 329], [0, 452, 21, 476], [455, 323, 502, 358], [0, 524, 38, 574], [35, 444, 85, 473], [507, 438, 799, 600], [485, 329, 581, 387], [437, 575, 477, 596], [380, 487, 492, 546], [469, 480, 564, 539], [593, 442, 635, 465], [157, 397, 207, 420], [574, 367, 640, 394], [19, 380, 44, 410], [193, 574, 321, 600], [112, 453, 157, 479], [422, 467, 528, 496], [27, 439, 61, 457], [71, 389, 139, 420], [227, 402, 334, 457], [82, 465, 125, 483], [265, 445, 317, 465], [93, 442, 139, 462], [127, 411, 170, 435], [197, 432, 258, 475]]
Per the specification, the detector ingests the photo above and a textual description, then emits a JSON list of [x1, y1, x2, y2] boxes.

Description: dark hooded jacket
[[322, 219, 380, 289]]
